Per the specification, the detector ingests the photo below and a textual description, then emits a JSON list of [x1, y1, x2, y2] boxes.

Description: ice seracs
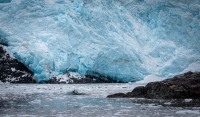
[[0, 0, 199, 82]]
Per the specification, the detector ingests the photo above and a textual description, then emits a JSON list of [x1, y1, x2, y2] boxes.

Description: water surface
[[0, 84, 199, 117]]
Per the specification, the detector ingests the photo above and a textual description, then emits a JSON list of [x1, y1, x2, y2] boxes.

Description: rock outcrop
[[0, 44, 36, 83], [108, 72, 200, 99], [45, 73, 120, 84]]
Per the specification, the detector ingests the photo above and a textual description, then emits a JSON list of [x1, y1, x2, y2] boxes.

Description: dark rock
[[45, 77, 62, 84], [45, 73, 120, 84], [0, 44, 36, 83], [107, 93, 128, 98], [108, 71, 200, 99], [70, 74, 120, 84], [71, 90, 87, 95]]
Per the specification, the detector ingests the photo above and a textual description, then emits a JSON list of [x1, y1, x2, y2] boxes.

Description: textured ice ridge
[[0, 0, 200, 82]]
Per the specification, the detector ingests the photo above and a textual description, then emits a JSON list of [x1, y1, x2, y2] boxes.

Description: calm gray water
[[0, 84, 199, 117]]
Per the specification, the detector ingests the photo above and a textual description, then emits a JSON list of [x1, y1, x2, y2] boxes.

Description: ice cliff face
[[0, 0, 199, 82]]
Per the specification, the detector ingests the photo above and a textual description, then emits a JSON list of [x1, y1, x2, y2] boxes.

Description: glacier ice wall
[[0, 0, 199, 82]]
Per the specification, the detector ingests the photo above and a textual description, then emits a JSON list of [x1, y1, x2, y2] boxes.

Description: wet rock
[[71, 90, 87, 95], [0, 44, 36, 83], [108, 72, 200, 99], [107, 93, 127, 98]]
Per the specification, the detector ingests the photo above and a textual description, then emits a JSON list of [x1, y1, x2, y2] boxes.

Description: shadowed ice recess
[[0, 0, 200, 82]]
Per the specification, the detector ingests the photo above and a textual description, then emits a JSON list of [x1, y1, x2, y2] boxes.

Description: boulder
[[108, 71, 200, 99]]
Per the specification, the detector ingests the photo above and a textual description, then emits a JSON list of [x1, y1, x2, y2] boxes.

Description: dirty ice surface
[[0, 83, 200, 117]]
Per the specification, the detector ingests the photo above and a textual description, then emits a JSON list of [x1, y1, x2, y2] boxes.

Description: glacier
[[0, 0, 200, 82]]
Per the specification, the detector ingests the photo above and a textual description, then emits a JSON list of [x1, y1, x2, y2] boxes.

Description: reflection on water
[[0, 84, 199, 117]]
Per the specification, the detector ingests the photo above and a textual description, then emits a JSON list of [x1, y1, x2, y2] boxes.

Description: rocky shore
[[108, 71, 200, 99], [0, 44, 36, 83]]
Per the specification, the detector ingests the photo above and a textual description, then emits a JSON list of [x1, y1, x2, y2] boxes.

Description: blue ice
[[0, 0, 199, 82]]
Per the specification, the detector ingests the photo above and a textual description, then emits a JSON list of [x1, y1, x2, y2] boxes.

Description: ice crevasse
[[0, 0, 200, 82]]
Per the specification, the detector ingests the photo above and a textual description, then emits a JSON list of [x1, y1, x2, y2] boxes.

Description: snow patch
[[183, 99, 193, 103], [54, 72, 83, 83], [11, 68, 16, 72]]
